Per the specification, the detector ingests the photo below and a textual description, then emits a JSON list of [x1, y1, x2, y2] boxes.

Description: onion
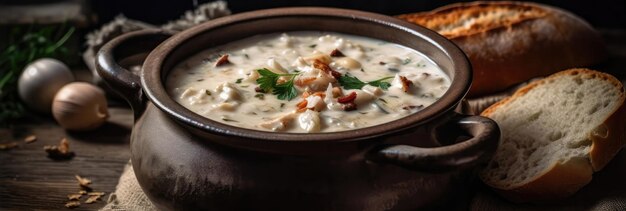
[[52, 82, 108, 131]]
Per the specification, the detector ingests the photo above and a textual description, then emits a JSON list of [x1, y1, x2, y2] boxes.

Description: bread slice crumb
[[480, 69, 626, 202]]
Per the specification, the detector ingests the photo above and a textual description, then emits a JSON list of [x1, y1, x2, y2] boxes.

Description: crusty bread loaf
[[479, 68, 626, 203], [397, 2, 607, 97]]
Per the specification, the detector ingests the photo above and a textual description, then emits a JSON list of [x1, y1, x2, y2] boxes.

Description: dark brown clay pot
[[96, 7, 500, 210]]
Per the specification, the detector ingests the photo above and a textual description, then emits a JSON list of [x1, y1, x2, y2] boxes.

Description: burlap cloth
[[93, 3, 626, 210]]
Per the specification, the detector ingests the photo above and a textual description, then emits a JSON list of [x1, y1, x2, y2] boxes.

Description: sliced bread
[[397, 2, 607, 97], [479, 69, 626, 203]]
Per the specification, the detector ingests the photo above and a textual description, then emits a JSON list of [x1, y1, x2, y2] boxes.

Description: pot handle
[[95, 29, 174, 118], [368, 113, 500, 171]]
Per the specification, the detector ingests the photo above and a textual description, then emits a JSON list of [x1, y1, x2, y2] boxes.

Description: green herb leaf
[[273, 78, 298, 101], [338, 74, 394, 90], [338, 74, 366, 90], [254, 93, 264, 100], [235, 78, 243, 84], [402, 58, 411, 65], [255, 68, 299, 101], [256, 68, 279, 92], [309, 44, 317, 48]]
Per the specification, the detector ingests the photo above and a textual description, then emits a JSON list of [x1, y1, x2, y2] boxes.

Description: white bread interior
[[479, 69, 626, 203]]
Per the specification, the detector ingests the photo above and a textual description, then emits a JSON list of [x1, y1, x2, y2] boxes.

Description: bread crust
[[495, 157, 593, 203], [479, 68, 626, 203], [398, 1, 607, 97]]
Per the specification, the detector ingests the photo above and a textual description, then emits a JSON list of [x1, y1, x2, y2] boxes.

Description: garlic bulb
[[18, 58, 75, 113], [52, 82, 108, 131]]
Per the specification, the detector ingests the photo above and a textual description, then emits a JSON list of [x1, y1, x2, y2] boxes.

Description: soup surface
[[167, 32, 450, 133]]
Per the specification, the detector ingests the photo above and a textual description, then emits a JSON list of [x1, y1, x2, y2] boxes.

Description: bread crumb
[[75, 175, 91, 189], [65, 200, 80, 208], [78, 190, 87, 195], [67, 194, 82, 200], [0, 142, 17, 150], [87, 191, 105, 196], [84, 194, 104, 204], [24, 135, 37, 144], [44, 138, 74, 159]]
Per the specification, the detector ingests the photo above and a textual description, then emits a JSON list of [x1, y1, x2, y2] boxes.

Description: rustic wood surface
[[0, 29, 624, 210], [0, 107, 133, 210]]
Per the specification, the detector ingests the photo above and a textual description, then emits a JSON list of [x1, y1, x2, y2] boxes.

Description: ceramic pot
[[96, 7, 500, 210]]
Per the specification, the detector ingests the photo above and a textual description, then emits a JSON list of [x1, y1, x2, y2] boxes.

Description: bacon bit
[[337, 91, 357, 111], [296, 99, 310, 113], [296, 100, 308, 110], [295, 77, 316, 86], [337, 92, 357, 104], [330, 49, 345, 57], [313, 60, 342, 79], [332, 87, 343, 98], [214, 54, 231, 67], [329, 68, 342, 79], [342, 102, 357, 111], [399, 76, 412, 92], [254, 86, 266, 93], [379, 61, 386, 65]]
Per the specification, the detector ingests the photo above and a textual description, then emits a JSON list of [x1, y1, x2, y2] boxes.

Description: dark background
[[91, 0, 626, 28]]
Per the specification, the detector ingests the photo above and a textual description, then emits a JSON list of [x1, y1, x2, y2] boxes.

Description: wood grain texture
[[0, 107, 133, 210]]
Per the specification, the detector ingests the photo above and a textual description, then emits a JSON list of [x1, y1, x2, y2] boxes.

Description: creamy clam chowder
[[167, 32, 450, 133]]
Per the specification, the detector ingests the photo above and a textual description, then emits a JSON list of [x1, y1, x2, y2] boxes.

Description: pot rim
[[141, 7, 471, 142]]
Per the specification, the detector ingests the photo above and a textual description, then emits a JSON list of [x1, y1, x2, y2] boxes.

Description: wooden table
[[0, 107, 133, 210], [1, 30, 625, 210]]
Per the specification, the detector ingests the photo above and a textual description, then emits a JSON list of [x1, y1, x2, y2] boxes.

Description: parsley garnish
[[235, 78, 243, 83], [338, 74, 393, 90], [255, 68, 300, 101]]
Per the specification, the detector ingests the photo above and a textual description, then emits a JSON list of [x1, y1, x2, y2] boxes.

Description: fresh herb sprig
[[255, 68, 300, 101], [0, 25, 75, 126], [338, 74, 393, 90]]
